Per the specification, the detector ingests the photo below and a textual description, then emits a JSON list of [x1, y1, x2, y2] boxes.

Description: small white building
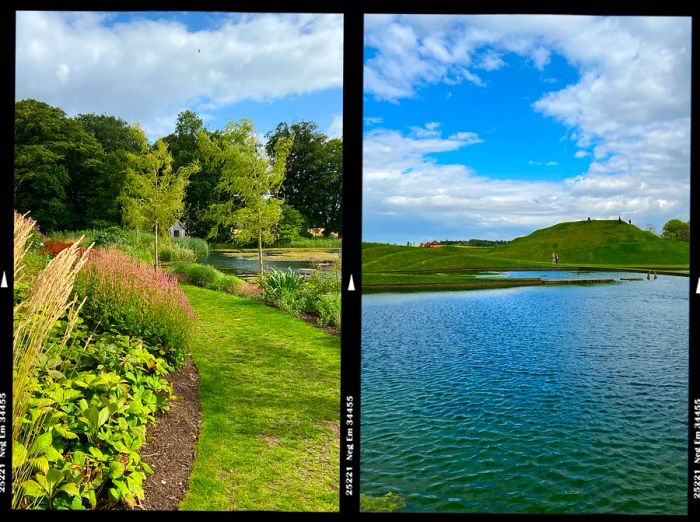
[[169, 219, 187, 239]]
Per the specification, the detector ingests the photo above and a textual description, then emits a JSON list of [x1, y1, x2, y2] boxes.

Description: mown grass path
[[179, 285, 340, 511]]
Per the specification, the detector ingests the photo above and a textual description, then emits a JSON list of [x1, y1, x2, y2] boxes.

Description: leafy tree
[[75, 114, 142, 226], [203, 119, 293, 274], [14, 99, 105, 231], [277, 204, 306, 242], [662, 218, 689, 241], [121, 127, 200, 268], [163, 111, 229, 238], [265, 121, 342, 236]]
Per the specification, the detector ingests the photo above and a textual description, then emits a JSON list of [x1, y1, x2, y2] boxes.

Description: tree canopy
[[14, 100, 341, 247], [121, 127, 200, 267], [202, 119, 293, 273], [662, 218, 689, 241], [265, 121, 342, 236]]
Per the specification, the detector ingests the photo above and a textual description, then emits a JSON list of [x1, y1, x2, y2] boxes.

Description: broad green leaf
[[46, 468, 64, 485], [107, 487, 120, 503], [88, 446, 105, 460], [29, 456, 49, 473], [12, 442, 27, 469], [59, 482, 80, 497], [55, 424, 78, 440], [85, 489, 97, 508], [44, 446, 63, 462], [21, 479, 45, 497], [70, 495, 84, 510], [98, 406, 110, 427], [108, 461, 124, 479], [30, 431, 52, 454]]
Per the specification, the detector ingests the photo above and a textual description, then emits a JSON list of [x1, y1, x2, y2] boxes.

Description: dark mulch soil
[[137, 357, 201, 510]]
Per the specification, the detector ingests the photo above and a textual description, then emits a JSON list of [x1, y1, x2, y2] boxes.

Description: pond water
[[197, 249, 337, 276], [361, 272, 688, 514]]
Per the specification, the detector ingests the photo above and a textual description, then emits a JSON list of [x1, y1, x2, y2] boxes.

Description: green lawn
[[180, 285, 340, 511]]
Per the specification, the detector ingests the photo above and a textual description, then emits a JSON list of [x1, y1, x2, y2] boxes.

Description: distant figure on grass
[[587, 217, 591, 221], [555, 253, 559, 264], [618, 216, 622, 224], [552, 252, 556, 264], [629, 219, 632, 224]]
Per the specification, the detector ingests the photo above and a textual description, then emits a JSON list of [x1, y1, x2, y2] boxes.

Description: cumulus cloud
[[363, 15, 690, 241], [363, 125, 689, 242], [16, 11, 343, 138]]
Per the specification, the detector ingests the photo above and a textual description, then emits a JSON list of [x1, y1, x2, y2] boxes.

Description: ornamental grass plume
[[12, 211, 91, 508], [75, 248, 196, 364]]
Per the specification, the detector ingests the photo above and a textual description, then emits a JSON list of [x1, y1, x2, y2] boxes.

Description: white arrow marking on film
[[697, 277, 700, 294], [348, 274, 356, 292], [1, 271, 7, 288]]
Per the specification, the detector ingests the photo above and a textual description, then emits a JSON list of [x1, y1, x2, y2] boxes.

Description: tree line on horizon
[[14, 99, 342, 242]]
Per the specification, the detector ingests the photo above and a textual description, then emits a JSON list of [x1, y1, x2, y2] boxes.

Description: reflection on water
[[361, 274, 688, 514], [197, 249, 339, 276]]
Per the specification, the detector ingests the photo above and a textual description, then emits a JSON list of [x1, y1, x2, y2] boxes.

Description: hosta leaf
[[13, 442, 27, 469], [21, 479, 46, 498], [30, 432, 52, 454]]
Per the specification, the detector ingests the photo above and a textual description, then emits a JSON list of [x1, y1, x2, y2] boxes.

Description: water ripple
[[361, 273, 687, 514]]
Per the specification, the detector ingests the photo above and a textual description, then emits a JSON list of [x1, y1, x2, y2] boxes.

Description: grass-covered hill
[[487, 220, 689, 267], [363, 220, 689, 273]]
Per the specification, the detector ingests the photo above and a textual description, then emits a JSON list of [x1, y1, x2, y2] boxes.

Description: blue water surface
[[361, 273, 688, 514]]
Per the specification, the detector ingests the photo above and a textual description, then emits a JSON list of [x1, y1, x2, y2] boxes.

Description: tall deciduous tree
[[265, 121, 342, 236], [15, 99, 105, 231], [203, 119, 293, 274], [662, 218, 690, 241], [121, 126, 200, 268], [75, 113, 142, 226]]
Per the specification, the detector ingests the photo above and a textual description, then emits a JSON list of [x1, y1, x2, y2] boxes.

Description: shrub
[[74, 249, 196, 365], [173, 236, 209, 258], [159, 242, 196, 262], [259, 268, 304, 304], [12, 211, 91, 509], [92, 226, 128, 247], [316, 293, 341, 328], [15, 322, 173, 510], [170, 263, 243, 294]]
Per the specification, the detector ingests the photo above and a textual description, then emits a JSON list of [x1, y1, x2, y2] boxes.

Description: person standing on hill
[[552, 252, 556, 264], [555, 253, 559, 264]]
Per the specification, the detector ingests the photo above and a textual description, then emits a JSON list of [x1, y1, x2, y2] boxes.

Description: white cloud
[[16, 11, 343, 138], [363, 125, 689, 241], [364, 116, 383, 125], [327, 113, 343, 138], [363, 15, 690, 240]]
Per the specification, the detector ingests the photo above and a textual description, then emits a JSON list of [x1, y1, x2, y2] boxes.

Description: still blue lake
[[361, 272, 688, 513]]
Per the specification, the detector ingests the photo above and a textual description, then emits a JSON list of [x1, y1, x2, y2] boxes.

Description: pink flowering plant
[[75, 249, 196, 365]]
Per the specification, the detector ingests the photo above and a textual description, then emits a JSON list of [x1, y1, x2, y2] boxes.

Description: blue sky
[[362, 15, 691, 243], [16, 11, 343, 140]]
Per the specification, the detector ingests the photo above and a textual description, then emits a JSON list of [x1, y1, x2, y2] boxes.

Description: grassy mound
[[487, 220, 689, 267]]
